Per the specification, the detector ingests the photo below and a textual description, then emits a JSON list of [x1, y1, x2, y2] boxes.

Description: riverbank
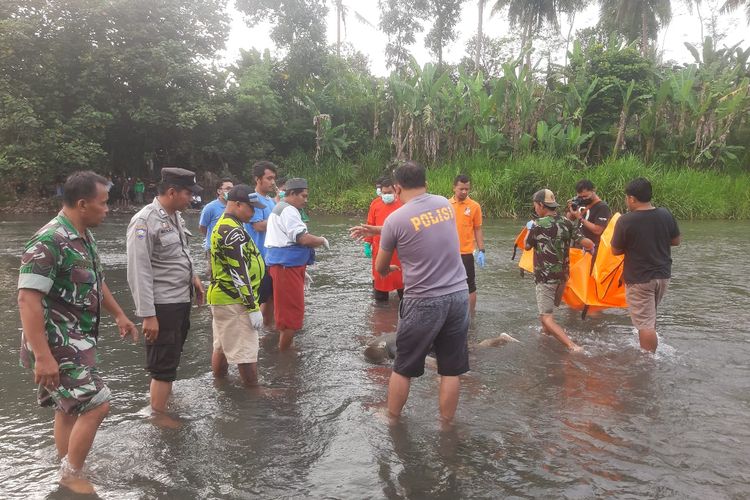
[[3, 154, 749, 219], [285, 153, 750, 220]]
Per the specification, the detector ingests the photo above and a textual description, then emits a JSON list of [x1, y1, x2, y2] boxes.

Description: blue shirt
[[199, 198, 227, 250], [245, 194, 276, 258]]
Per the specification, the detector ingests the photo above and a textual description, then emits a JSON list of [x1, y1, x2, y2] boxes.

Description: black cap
[[285, 178, 308, 191], [226, 184, 266, 209], [161, 167, 203, 193]]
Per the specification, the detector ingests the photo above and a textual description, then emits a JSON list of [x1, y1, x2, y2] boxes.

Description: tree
[[424, 0, 466, 67], [721, 0, 750, 23], [379, 0, 428, 73], [462, 33, 522, 76], [598, 0, 672, 57], [476, 0, 488, 71], [331, 1, 375, 58], [0, 0, 230, 182], [235, 0, 329, 82], [491, 0, 561, 53]]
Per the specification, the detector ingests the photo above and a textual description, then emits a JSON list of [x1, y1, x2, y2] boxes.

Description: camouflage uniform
[[17, 213, 110, 415], [527, 214, 584, 284]]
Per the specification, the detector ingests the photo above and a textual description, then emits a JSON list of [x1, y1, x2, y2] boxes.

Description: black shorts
[[461, 253, 477, 293], [393, 289, 470, 378], [146, 302, 191, 382], [258, 272, 273, 305]]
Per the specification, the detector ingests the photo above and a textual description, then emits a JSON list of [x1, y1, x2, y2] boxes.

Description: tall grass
[[279, 152, 750, 219]]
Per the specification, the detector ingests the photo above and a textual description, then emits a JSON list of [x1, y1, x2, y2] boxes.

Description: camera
[[568, 196, 585, 211]]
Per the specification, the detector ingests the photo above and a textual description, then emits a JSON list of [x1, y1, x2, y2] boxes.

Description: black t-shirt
[[611, 207, 680, 284], [581, 200, 612, 245]]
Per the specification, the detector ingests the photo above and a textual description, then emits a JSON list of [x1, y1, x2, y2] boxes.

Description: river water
[[0, 213, 748, 499]]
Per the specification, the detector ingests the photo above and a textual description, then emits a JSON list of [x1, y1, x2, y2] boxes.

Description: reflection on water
[[0, 214, 749, 498]]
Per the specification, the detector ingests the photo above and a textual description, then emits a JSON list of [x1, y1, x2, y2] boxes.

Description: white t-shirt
[[265, 201, 308, 248]]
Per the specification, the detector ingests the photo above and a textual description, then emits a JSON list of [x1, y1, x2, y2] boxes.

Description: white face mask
[[381, 193, 396, 204], [376, 187, 382, 197]]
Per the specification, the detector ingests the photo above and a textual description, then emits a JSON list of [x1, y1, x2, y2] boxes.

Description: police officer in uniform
[[126, 167, 205, 423]]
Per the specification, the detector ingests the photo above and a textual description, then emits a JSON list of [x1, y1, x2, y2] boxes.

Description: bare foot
[[59, 475, 95, 495], [569, 344, 584, 353], [370, 405, 400, 426], [439, 416, 456, 432], [149, 411, 183, 429], [477, 333, 520, 348]]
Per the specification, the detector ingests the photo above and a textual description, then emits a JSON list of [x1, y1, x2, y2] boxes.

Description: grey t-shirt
[[380, 193, 468, 298]]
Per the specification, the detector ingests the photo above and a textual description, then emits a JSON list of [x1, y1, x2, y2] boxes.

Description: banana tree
[[638, 78, 671, 163], [612, 80, 652, 159]]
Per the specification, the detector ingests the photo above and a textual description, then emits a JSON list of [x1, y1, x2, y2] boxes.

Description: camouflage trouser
[[37, 362, 111, 416]]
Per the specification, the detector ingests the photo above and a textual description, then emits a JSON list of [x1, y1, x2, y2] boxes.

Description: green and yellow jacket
[[207, 213, 265, 311]]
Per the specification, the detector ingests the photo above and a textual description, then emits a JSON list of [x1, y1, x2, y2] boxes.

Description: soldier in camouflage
[[525, 189, 593, 352], [207, 185, 266, 386], [17, 171, 138, 495]]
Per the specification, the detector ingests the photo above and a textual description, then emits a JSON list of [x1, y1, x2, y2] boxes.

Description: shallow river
[[0, 213, 749, 499]]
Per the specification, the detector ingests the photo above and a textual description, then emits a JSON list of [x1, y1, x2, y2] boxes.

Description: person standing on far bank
[[126, 167, 205, 424], [449, 174, 485, 312], [611, 177, 680, 353], [17, 171, 139, 494], [351, 161, 470, 425]]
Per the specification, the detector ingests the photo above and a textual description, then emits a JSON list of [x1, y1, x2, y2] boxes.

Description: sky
[[220, 1, 747, 75]]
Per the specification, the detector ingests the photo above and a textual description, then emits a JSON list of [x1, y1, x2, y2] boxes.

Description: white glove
[[249, 310, 263, 330], [320, 237, 330, 250], [304, 272, 313, 292]]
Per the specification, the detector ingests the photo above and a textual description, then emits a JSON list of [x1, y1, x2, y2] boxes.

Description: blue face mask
[[376, 187, 382, 197], [278, 190, 285, 199], [381, 193, 396, 204]]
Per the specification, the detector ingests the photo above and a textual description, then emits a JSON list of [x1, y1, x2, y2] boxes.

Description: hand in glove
[[304, 272, 313, 292], [476, 250, 486, 268], [249, 310, 263, 330], [363, 242, 372, 258], [526, 220, 535, 230], [321, 237, 330, 250]]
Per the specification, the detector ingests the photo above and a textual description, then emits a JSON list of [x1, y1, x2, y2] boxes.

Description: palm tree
[[491, 0, 583, 67], [598, 0, 672, 57], [333, 0, 346, 57], [721, 0, 750, 23], [332, 1, 375, 58], [476, 0, 487, 71], [491, 0, 561, 58]]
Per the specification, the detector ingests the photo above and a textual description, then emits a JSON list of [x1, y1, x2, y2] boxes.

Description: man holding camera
[[566, 179, 611, 248]]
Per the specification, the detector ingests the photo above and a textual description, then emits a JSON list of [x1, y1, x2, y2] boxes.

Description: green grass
[[277, 152, 750, 219]]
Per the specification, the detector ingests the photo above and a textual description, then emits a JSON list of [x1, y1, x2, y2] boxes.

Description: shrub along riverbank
[[1, 153, 747, 219], [280, 152, 750, 220]]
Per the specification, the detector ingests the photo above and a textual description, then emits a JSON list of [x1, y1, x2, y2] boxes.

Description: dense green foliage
[[1, 0, 748, 219], [286, 151, 750, 219]]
